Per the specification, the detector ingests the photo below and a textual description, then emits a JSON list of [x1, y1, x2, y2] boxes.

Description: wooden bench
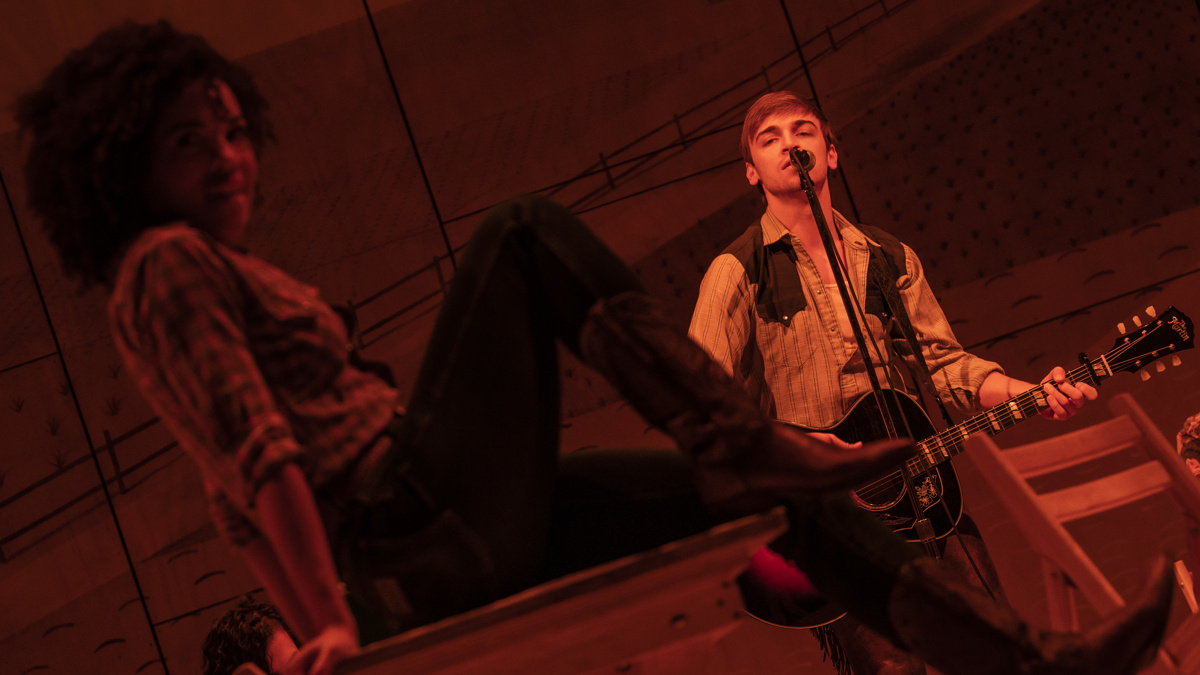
[[236, 508, 786, 675]]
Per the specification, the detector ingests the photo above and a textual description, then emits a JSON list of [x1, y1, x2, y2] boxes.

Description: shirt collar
[[760, 207, 866, 248], [760, 208, 791, 247]]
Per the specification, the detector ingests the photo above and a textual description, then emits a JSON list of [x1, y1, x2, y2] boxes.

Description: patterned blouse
[[108, 224, 399, 545]]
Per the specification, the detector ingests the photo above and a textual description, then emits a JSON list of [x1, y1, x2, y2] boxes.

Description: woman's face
[[145, 79, 258, 246]]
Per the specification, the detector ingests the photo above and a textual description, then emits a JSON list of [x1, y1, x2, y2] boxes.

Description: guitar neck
[[905, 360, 1107, 475]]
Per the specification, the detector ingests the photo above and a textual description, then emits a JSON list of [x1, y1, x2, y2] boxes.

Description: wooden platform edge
[[337, 507, 789, 674]]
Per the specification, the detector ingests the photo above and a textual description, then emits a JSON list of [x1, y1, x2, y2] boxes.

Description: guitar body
[[742, 390, 960, 630], [793, 390, 963, 542]]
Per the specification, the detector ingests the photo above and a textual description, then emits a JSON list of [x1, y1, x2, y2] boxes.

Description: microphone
[[789, 148, 815, 171]]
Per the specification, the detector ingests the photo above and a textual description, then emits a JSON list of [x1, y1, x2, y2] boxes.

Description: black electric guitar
[[741, 305, 1194, 629]]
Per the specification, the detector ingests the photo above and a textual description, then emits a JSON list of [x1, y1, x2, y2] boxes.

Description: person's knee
[[470, 195, 590, 264], [481, 195, 570, 236]]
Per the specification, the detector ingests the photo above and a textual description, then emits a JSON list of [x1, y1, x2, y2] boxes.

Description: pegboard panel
[[839, 0, 1200, 290]]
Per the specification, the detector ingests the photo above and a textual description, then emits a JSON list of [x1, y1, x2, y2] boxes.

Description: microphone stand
[[788, 148, 939, 557]]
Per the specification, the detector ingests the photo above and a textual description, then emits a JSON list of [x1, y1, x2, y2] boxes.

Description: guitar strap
[[858, 224, 960, 429], [811, 225, 970, 675], [863, 228, 1012, 599]]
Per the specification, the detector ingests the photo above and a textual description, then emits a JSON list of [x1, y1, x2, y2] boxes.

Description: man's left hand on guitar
[[1036, 366, 1098, 421], [978, 366, 1098, 422]]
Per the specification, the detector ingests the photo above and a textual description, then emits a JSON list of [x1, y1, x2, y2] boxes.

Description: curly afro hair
[[201, 597, 294, 675], [16, 19, 272, 288]]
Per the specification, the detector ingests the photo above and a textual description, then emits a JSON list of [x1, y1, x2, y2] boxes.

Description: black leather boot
[[888, 556, 1174, 675], [578, 292, 912, 514]]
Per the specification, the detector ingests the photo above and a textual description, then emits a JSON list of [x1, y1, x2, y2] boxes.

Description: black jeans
[[342, 196, 717, 640]]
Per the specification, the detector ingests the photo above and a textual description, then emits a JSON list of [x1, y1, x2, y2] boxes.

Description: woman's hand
[[281, 625, 359, 675]]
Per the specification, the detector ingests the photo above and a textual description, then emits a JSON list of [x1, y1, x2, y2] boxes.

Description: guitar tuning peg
[[1146, 306, 1157, 317], [1118, 322, 1127, 334], [1157, 362, 1166, 372], [1133, 315, 1144, 328], [1173, 355, 1182, 367], [1141, 371, 1152, 381]]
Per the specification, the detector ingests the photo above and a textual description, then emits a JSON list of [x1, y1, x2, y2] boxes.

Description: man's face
[[744, 109, 837, 199]]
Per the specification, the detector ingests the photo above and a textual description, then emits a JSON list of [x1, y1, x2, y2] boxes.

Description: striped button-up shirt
[[689, 208, 1000, 429], [109, 224, 400, 544]]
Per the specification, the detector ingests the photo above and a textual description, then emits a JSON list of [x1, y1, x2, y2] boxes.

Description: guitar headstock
[[1106, 305, 1193, 379]]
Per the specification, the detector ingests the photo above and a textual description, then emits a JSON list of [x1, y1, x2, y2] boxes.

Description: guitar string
[[850, 326, 1163, 505]]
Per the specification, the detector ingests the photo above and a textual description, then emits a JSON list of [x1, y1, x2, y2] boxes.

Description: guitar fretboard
[[906, 363, 1101, 475], [858, 305, 1190, 487]]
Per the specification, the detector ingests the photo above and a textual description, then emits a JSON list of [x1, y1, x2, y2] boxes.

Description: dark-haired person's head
[[16, 19, 272, 289], [201, 599, 297, 675]]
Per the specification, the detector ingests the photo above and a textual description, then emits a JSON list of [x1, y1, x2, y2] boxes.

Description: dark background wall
[[1, 0, 1197, 672]]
